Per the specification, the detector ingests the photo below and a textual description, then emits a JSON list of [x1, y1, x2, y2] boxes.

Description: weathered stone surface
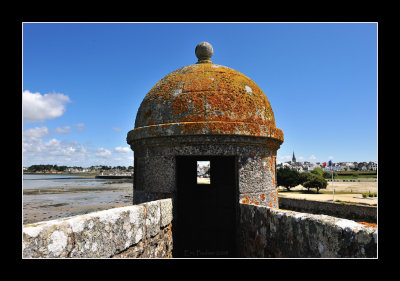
[[127, 43, 283, 210], [112, 223, 173, 258], [279, 197, 377, 222], [195, 41, 213, 62], [127, 59, 283, 142], [145, 200, 161, 238], [22, 200, 173, 258], [130, 135, 279, 208], [160, 199, 173, 228], [239, 203, 377, 258], [23, 198, 377, 258]]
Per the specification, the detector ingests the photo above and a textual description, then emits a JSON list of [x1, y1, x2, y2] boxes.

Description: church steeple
[[292, 151, 296, 163]]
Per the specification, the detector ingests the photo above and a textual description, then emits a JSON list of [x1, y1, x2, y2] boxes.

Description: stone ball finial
[[195, 42, 213, 63]]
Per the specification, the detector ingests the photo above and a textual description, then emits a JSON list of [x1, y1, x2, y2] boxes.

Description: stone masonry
[[23, 199, 173, 258], [239, 203, 377, 258]]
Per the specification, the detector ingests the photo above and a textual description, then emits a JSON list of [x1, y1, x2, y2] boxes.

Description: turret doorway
[[175, 156, 238, 258]]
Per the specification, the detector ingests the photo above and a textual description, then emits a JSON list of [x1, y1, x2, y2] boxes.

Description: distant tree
[[27, 164, 54, 172], [277, 167, 301, 191], [323, 171, 337, 179], [298, 172, 314, 191], [302, 173, 328, 193], [311, 168, 324, 177], [58, 166, 67, 172]]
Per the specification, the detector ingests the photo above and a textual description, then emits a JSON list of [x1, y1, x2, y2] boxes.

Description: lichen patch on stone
[[245, 85, 252, 93], [48, 230, 67, 256]]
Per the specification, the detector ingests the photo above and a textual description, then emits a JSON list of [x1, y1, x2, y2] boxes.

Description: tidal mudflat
[[23, 174, 133, 224]]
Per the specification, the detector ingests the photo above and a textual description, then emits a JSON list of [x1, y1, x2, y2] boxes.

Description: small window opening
[[197, 161, 211, 184]]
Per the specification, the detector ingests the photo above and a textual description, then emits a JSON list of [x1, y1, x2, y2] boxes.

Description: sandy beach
[[23, 176, 133, 225]]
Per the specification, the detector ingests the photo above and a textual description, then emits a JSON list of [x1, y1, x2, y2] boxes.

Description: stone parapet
[[239, 203, 377, 258], [279, 197, 377, 222], [22, 199, 173, 258]]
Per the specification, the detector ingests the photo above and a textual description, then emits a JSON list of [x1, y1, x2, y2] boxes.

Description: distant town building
[[367, 162, 377, 171], [277, 160, 377, 173]]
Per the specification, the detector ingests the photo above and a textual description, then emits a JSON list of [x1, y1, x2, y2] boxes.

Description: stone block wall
[[23, 198, 378, 258], [239, 203, 377, 258], [279, 197, 377, 222], [131, 135, 279, 208], [22, 199, 173, 258]]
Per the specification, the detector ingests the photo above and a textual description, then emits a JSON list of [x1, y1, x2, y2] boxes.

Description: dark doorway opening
[[174, 156, 238, 258]]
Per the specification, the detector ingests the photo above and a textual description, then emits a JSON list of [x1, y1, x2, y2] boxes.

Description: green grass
[[335, 175, 377, 180], [279, 189, 354, 195], [362, 192, 377, 198], [334, 171, 377, 180], [334, 200, 350, 205]]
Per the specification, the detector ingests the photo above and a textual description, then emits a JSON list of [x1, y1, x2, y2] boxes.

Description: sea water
[[23, 174, 105, 189]]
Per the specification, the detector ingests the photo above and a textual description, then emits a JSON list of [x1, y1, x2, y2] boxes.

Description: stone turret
[[127, 42, 284, 207]]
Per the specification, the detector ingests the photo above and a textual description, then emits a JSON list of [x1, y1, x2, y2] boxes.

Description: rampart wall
[[23, 199, 377, 258], [22, 199, 173, 258], [239, 203, 377, 258], [279, 197, 377, 222]]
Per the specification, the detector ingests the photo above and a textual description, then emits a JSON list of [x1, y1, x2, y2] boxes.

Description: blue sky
[[22, 22, 377, 167]]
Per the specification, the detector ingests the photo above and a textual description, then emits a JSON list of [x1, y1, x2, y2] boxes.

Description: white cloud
[[53, 126, 71, 134], [111, 127, 121, 131], [95, 147, 112, 158], [43, 139, 84, 157], [328, 156, 334, 160], [309, 154, 317, 160], [277, 155, 290, 163], [23, 128, 89, 165], [73, 123, 85, 131], [23, 126, 50, 153], [23, 126, 50, 142], [23, 90, 71, 123], [23, 127, 134, 167], [114, 146, 131, 153], [113, 147, 133, 166]]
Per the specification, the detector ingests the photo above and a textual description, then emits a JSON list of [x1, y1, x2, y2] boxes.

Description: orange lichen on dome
[[130, 63, 284, 143]]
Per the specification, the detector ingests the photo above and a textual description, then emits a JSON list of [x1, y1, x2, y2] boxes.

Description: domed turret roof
[[127, 42, 283, 144]]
